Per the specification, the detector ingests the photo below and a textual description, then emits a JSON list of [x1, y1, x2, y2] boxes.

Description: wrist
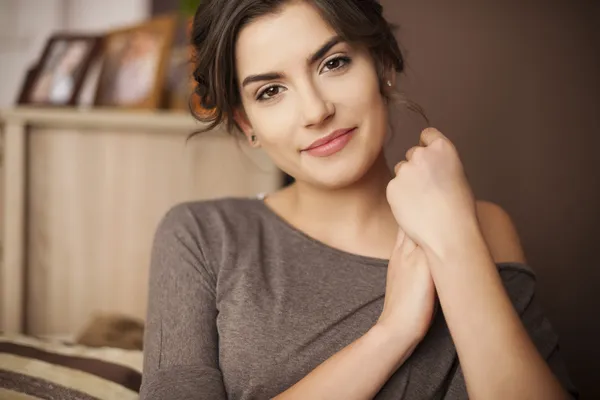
[[369, 322, 420, 364], [424, 217, 488, 267]]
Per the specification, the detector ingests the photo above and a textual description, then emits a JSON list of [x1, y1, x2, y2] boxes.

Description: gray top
[[140, 197, 578, 399]]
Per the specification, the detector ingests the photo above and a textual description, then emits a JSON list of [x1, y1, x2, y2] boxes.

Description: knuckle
[[438, 135, 453, 147], [411, 147, 425, 162], [386, 178, 396, 191], [433, 136, 447, 146], [386, 180, 397, 199], [430, 137, 451, 154], [394, 160, 407, 174], [421, 127, 439, 141]]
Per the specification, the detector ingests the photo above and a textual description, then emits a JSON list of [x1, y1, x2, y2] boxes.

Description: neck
[[285, 153, 397, 240]]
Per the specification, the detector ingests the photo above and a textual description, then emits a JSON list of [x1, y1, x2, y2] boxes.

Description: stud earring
[[250, 135, 257, 144], [387, 80, 392, 87]]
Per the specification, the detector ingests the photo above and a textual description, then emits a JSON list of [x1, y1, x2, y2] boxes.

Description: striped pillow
[[0, 335, 142, 400]]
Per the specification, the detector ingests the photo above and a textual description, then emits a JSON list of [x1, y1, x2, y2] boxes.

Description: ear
[[385, 66, 397, 88], [389, 72, 397, 87], [233, 108, 253, 139]]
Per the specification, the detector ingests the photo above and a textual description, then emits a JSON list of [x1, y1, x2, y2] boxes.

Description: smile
[[301, 128, 356, 157]]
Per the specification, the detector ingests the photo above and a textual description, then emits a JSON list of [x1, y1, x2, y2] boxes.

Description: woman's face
[[235, 1, 390, 189]]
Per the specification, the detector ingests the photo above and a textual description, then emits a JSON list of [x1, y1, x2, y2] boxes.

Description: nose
[[299, 84, 334, 128]]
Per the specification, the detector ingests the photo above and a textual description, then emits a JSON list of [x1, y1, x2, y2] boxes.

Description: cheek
[[249, 102, 297, 147], [331, 65, 385, 116], [244, 102, 302, 175], [348, 86, 384, 119], [335, 67, 389, 154]]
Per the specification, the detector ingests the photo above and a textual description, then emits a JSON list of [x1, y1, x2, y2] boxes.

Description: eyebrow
[[307, 36, 342, 65], [241, 36, 343, 88]]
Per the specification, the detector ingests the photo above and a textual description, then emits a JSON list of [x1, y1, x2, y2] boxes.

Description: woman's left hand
[[386, 128, 478, 260]]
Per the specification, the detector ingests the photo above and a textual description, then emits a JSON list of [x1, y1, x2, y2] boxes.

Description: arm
[[276, 229, 434, 400], [427, 202, 573, 400], [139, 205, 227, 399], [387, 128, 576, 399], [274, 324, 416, 400]]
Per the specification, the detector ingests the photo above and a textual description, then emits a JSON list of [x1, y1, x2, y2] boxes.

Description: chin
[[309, 172, 364, 190], [303, 150, 380, 190]]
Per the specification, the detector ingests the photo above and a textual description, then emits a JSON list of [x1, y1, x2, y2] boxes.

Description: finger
[[405, 146, 421, 161], [400, 233, 417, 256], [420, 128, 446, 146], [394, 227, 406, 249], [393, 160, 407, 174], [394, 229, 417, 258]]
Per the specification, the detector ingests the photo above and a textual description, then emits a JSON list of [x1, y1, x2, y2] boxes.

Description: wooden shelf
[[0, 107, 216, 134], [0, 106, 281, 335]]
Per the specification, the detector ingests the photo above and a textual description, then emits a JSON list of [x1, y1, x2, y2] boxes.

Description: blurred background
[[0, 0, 598, 398]]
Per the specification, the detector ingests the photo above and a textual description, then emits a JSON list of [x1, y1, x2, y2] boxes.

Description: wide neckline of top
[[251, 197, 390, 267]]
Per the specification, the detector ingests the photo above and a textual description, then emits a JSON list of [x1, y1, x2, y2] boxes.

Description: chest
[[211, 243, 463, 399], [215, 254, 387, 399]]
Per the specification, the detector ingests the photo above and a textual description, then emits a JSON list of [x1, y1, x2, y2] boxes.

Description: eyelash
[[255, 55, 353, 102]]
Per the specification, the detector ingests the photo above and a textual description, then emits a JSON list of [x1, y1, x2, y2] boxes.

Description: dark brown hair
[[190, 0, 413, 136]]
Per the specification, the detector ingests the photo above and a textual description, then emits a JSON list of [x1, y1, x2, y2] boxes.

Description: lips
[[301, 127, 356, 158], [302, 128, 356, 151]]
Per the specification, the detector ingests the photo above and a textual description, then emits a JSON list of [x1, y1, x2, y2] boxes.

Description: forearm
[[427, 225, 569, 400], [273, 324, 416, 400]]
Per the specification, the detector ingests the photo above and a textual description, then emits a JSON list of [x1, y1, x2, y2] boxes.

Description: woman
[[140, 1, 578, 399]]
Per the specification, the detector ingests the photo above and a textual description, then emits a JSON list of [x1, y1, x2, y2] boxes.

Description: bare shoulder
[[475, 200, 527, 264]]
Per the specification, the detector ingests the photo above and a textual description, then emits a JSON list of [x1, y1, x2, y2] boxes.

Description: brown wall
[[381, 0, 600, 397]]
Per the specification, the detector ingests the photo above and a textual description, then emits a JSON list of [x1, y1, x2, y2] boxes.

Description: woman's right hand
[[377, 228, 437, 343]]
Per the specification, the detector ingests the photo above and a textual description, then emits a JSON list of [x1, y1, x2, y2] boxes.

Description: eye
[[321, 56, 352, 73], [257, 85, 286, 102]]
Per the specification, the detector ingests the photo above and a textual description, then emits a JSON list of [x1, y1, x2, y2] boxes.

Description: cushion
[[0, 334, 142, 400]]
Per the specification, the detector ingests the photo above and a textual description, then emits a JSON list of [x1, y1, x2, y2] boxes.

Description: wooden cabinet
[[0, 107, 283, 335]]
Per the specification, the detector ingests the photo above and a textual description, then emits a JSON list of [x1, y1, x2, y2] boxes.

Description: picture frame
[[16, 34, 102, 106], [165, 45, 192, 111], [93, 14, 177, 110]]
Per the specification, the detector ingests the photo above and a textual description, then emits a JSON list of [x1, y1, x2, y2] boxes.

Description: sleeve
[[444, 264, 580, 399], [500, 264, 580, 399], [139, 204, 227, 400], [519, 290, 579, 398]]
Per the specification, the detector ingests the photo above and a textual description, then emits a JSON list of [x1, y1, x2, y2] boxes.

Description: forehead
[[235, 1, 338, 75]]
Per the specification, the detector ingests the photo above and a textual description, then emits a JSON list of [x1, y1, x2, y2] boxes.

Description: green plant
[[180, 0, 202, 16]]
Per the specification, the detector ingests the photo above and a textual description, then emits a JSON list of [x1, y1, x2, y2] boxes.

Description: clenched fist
[[386, 128, 478, 260]]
